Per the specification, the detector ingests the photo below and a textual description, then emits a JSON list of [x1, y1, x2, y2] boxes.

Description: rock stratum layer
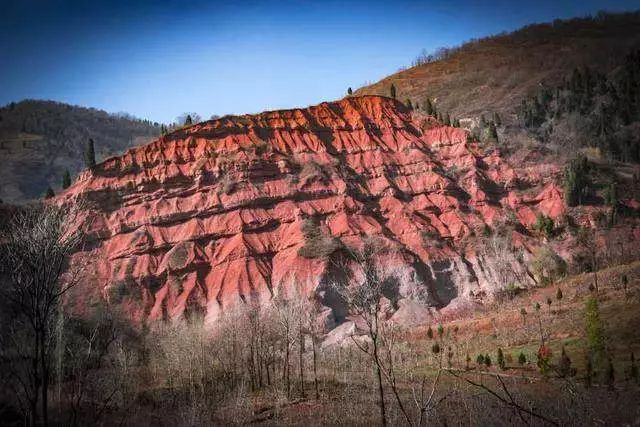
[[61, 96, 566, 325]]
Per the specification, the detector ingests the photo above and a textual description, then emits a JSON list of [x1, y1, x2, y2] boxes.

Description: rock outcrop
[[61, 96, 565, 325]]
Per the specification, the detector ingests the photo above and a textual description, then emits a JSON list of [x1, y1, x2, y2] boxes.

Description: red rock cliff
[[61, 96, 565, 324]]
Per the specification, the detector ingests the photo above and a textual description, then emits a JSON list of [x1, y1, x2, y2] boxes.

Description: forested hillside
[[0, 100, 161, 202]]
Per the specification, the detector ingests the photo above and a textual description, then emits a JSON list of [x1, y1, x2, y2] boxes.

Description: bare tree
[[330, 239, 446, 426], [329, 240, 389, 425], [0, 203, 82, 426]]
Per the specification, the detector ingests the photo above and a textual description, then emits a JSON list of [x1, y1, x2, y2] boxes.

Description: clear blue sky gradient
[[1, 0, 639, 123]]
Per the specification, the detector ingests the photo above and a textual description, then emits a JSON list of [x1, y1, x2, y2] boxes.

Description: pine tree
[[62, 170, 71, 189], [437, 323, 444, 339], [606, 358, 615, 389], [585, 296, 605, 359], [479, 114, 486, 128], [444, 113, 451, 126], [518, 352, 527, 365], [488, 122, 498, 141], [431, 342, 440, 354], [406, 99, 413, 110], [45, 186, 55, 199], [585, 353, 593, 388], [559, 346, 573, 377], [85, 138, 96, 169], [424, 99, 433, 115], [520, 307, 527, 325], [493, 112, 502, 127], [426, 325, 433, 339], [497, 348, 505, 370], [184, 115, 193, 126], [556, 288, 563, 313], [476, 354, 485, 366], [484, 354, 492, 367], [390, 84, 396, 99], [347, 87, 353, 95]]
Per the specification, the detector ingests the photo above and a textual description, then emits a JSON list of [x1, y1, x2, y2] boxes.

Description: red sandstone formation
[[60, 96, 568, 325]]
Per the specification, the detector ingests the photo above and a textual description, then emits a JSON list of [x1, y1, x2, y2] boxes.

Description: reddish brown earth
[[60, 96, 575, 325]]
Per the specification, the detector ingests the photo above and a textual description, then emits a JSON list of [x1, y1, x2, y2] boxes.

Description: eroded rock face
[[61, 96, 565, 325]]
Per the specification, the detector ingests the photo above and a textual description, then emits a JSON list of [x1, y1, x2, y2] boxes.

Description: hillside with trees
[[355, 12, 640, 129], [0, 100, 161, 202]]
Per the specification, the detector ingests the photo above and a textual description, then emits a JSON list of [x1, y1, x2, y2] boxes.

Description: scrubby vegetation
[[522, 50, 640, 163], [0, 203, 639, 426], [297, 218, 343, 259]]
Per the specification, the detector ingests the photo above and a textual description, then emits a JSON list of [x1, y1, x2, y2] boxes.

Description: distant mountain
[[0, 100, 161, 202], [355, 12, 640, 129]]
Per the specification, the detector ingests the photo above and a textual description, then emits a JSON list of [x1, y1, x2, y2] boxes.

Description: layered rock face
[[61, 96, 564, 324]]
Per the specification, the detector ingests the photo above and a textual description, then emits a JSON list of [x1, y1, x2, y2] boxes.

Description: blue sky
[[1, 0, 639, 123]]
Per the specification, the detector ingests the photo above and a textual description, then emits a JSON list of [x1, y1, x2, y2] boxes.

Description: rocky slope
[[61, 96, 569, 325]]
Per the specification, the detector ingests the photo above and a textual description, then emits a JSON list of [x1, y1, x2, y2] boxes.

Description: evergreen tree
[[493, 112, 502, 127], [85, 138, 96, 169], [556, 288, 563, 313], [585, 353, 593, 388], [390, 84, 396, 99], [563, 156, 590, 206], [585, 296, 605, 359], [488, 122, 498, 141], [479, 114, 486, 128], [497, 348, 505, 370], [437, 323, 444, 339], [62, 170, 71, 189], [424, 99, 433, 115], [406, 99, 413, 110], [476, 354, 485, 365], [444, 113, 451, 126], [347, 87, 353, 95], [184, 115, 193, 126], [484, 354, 492, 367], [426, 325, 433, 339], [431, 342, 440, 354], [44, 186, 55, 199], [518, 352, 527, 365], [534, 213, 554, 238], [606, 358, 615, 389], [559, 346, 573, 377]]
